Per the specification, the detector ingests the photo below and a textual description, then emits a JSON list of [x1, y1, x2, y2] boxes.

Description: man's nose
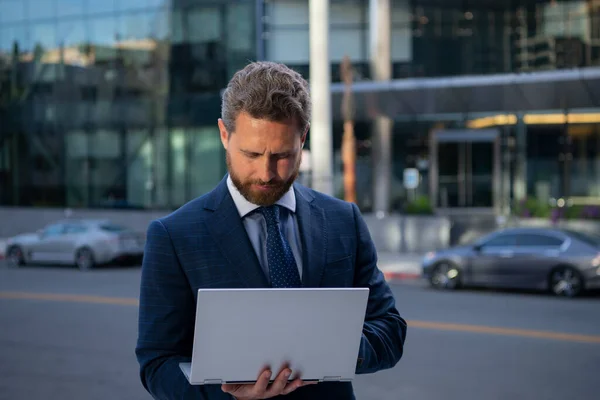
[[258, 157, 276, 182]]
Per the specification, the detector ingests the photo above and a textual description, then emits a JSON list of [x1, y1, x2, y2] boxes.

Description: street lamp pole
[[309, 0, 333, 196]]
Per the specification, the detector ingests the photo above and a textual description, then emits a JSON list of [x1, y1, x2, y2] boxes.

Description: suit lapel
[[294, 184, 327, 287], [205, 178, 269, 288]]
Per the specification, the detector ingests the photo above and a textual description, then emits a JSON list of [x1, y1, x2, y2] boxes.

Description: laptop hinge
[[322, 376, 342, 382], [203, 379, 223, 385]]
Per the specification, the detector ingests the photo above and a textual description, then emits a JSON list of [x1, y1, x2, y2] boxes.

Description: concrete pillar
[[513, 113, 527, 201], [309, 0, 333, 196], [369, 0, 392, 214]]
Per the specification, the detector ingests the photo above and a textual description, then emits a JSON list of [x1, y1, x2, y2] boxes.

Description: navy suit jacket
[[136, 177, 407, 400]]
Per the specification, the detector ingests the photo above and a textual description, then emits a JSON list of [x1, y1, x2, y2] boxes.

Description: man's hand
[[221, 365, 317, 400]]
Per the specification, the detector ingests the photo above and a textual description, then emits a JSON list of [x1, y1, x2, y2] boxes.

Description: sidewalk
[[0, 238, 422, 281], [377, 252, 423, 282]]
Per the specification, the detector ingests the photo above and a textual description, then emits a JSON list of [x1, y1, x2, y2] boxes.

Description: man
[[136, 61, 407, 400]]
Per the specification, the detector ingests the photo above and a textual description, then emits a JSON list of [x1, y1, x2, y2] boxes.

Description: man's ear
[[301, 124, 309, 147], [218, 119, 229, 150]]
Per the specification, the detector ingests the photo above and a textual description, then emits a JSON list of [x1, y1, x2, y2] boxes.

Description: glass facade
[[262, 0, 600, 212], [1, 0, 599, 212], [0, 0, 255, 209], [264, 0, 600, 80]]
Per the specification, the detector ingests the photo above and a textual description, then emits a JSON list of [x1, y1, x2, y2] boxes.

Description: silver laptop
[[180, 287, 369, 385]]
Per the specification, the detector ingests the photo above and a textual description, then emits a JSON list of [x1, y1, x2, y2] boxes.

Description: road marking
[[0, 291, 138, 306], [1, 290, 600, 344], [408, 320, 600, 344]]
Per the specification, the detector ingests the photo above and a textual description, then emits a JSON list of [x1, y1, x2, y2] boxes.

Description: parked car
[[5, 219, 145, 270], [422, 227, 600, 297]]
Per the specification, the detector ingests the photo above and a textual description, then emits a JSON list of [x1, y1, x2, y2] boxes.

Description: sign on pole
[[403, 168, 419, 190]]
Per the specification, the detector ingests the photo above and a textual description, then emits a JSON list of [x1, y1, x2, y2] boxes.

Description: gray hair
[[221, 61, 311, 135]]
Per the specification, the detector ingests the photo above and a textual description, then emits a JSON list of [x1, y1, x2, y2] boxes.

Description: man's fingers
[[254, 369, 272, 396], [220, 368, 319, 399], [265, 368, 291, 396], [221, 369, 272, 399], [280, 378, 304, 395]]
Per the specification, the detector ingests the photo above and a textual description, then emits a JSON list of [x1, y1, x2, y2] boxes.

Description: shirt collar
[[227, 175, 296, 218]]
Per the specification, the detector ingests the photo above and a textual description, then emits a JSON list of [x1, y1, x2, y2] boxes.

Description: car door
[[510, 233, 565, 289], [469, 233, 518, 286], [59, 224, 89, 263], [28, 223, 68, 264]]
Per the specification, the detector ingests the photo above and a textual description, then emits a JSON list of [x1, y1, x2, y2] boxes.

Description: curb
[[383, 271, 422, 281]]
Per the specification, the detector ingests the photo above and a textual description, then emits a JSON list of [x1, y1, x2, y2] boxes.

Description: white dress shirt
[[226, 175, 303, 283]]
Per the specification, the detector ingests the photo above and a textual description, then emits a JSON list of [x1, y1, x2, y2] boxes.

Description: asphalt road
[[1, 263, 599, 400]]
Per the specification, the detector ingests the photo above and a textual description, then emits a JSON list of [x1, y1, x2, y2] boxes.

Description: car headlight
[[424, 251, 436, 261]]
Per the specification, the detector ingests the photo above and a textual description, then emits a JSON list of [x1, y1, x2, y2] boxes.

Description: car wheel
[[429, 262, 461, 290], [6, 246, 25, 268], [549, 266, 584, 298], [75, 247, 95, 271]]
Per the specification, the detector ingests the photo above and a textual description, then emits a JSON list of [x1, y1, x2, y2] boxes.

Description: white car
[[5, 219, 145, 270]]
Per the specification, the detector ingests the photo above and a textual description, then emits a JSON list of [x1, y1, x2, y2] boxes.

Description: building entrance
[[430, 129, 501, 211]]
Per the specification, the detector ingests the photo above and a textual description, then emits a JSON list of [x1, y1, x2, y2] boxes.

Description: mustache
[[251, 180, 284, 187]]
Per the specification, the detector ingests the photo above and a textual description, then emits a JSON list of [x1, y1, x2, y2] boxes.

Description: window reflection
[[28, 0, 56, 21], [153, 129, 170, 208], [127, 129, 153, 208], [56, 0, 85, 18], [90, 130, 122, 207], [0, 0, 26, 24], [186, 7, 221, 43], [57, 19, 87, 47], [90, 16, 119, 46], [87, 0, 116, 15], [170, 129, 187, 208], [121, 12, 153, 41], [225, 2, 254, 77], [153, 7, 170, 41], [189, 127, 223, 198], [65, 130, 91, 207], [30, 23, 58, 53], [0, 26, 30, 55], [119, 0, 167, 12]]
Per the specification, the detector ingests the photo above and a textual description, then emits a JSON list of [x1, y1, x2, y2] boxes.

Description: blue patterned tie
[[259, 205, 302, 288]]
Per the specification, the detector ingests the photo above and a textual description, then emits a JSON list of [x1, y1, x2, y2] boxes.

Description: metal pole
[[309, 0, 333, 196]]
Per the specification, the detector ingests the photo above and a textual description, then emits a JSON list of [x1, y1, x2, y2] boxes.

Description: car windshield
[[564, 230, 600, 247], [99, 223, 129, 232]]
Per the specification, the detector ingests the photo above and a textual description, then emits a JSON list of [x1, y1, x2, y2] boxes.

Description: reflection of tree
[[340, 55, 357, 204], [100, 37, 170, 209], [0, 32, 171, 207], [0, 40, 56, 206]]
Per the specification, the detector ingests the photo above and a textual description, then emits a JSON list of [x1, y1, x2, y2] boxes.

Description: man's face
[[218, 112, 307, 206]]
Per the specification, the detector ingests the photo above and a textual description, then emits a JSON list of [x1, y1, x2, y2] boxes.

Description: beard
[[227, 151, 300, 206]]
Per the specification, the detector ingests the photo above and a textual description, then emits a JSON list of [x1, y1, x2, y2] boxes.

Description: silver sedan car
[[422, 227, 600, 297], [5, 219, 145, 270]]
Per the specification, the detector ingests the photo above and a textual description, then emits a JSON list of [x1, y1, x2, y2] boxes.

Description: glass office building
[[263, 0, 600, 213], [1, 0, 599, 213], [0, 0, 254, 209]]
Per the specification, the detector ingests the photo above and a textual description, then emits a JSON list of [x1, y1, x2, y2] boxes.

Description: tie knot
[[258, 205, 280, 227]]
